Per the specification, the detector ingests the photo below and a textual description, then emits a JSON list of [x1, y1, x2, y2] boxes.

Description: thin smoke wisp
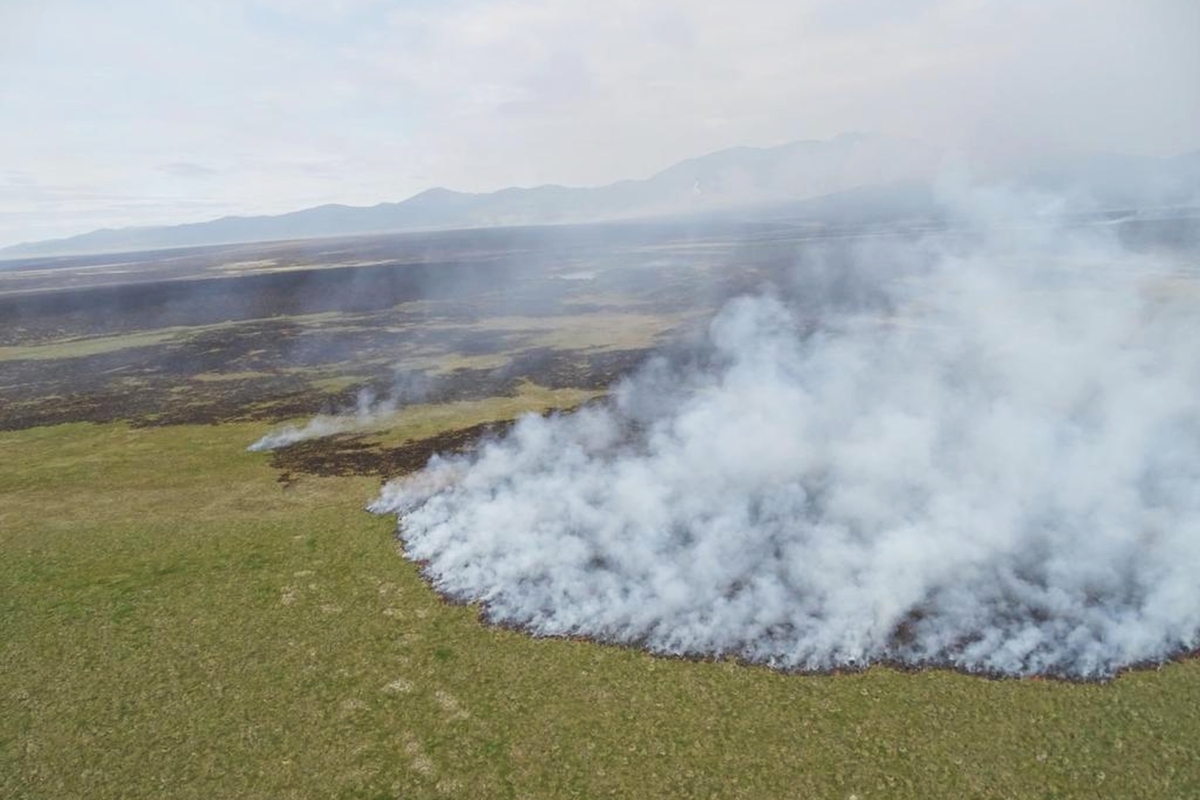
[[370, 219, 1200, 678], [248, 388, 397, 452]]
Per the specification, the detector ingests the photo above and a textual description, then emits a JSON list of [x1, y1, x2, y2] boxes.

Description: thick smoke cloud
[[370, 218, 1200, 678]]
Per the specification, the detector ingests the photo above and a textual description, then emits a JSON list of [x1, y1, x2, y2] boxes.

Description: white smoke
[[370, 217, 1200, 678], [248, 388, 397, 451]]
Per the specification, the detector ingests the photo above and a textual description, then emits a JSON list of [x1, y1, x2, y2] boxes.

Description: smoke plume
[[370, 216, 1200, 678], [248, 388, 400, 451]]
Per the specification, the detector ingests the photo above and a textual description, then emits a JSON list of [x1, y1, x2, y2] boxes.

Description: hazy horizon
[[3, 0, 1198, 249]]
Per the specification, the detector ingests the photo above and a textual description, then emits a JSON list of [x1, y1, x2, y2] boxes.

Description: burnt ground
[[0, 326, 649, 432], [0, 223, 768, 492], [0, 218, 799, 344], [0, 221, 807, 436], [7, 214, 1196, 437], [269, 420, 519, 483], [16, 215, 1185, 472]]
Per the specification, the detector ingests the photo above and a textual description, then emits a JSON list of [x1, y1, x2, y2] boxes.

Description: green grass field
[[4, 416, 1200, 799], [4, 240, 1200, 799]]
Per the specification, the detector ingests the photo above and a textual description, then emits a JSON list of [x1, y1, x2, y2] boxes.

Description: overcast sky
[[2, 0, 1197, 247]]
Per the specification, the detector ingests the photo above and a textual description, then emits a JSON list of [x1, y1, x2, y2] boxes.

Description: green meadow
[[3, 234, 1200, 799], [4, 415, 1200, 799]]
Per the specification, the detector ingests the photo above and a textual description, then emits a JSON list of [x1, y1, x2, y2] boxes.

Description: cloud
[[157, 162, 220, 179], [1, 0, 1197, 246]]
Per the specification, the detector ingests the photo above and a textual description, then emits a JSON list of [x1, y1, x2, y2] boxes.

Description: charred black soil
[[0, 323, 649, 431], [0, 227, 714, 431], [269, 421, 517, 482]]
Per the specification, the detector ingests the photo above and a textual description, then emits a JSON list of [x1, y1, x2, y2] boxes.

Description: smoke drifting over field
[[371, 217, 1200, 679], [249, 388, 406, 451]]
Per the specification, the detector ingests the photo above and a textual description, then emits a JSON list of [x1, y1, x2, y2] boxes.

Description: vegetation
[[3, 416, 1200, 799], [4, 231, 1199, 798]]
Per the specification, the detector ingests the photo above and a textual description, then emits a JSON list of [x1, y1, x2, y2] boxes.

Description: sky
[[1, 0, 1198, 248]]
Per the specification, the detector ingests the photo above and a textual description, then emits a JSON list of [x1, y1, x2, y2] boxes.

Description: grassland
[[0, 328, 189, 361], [3, 228, 1200, 798], [5, 419, 1200, 799]]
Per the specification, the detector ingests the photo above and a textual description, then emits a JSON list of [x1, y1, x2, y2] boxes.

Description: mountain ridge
[[4, 134, 1197, 259]]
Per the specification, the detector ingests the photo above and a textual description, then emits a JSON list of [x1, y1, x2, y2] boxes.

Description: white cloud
[[0, 0, 1197, 246]]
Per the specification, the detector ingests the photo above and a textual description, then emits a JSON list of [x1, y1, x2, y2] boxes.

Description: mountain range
[[4, 133, 1198, 258]]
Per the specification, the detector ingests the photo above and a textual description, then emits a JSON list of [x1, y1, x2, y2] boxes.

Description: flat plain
[[3, 220, 1200, 799]]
